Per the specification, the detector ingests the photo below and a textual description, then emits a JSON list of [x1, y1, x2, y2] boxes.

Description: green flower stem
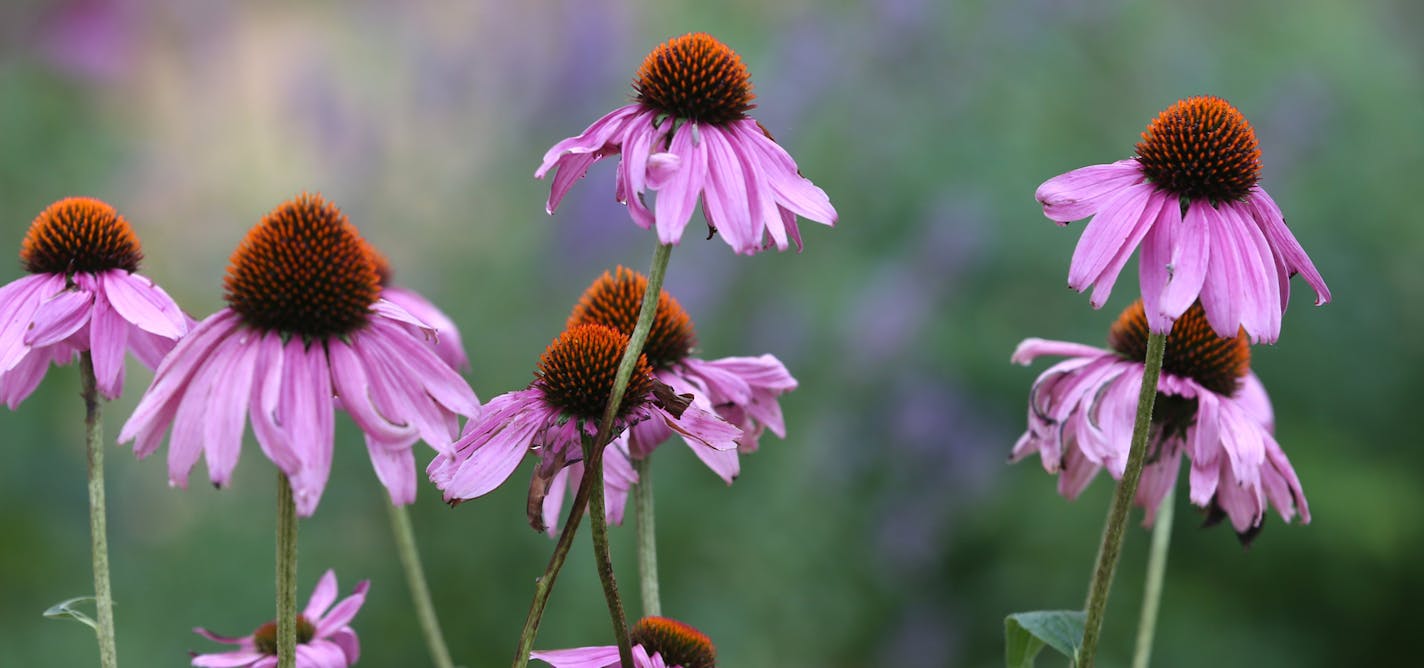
[[1077, 330, 1166, 668], [586, 436, 634, 667], [1132, 485, 1175, 668], [80, 353, 118, 668], [511, 241, 673, 668], [387, 502, 454, 668], [633, 456, 661, 617], [276, 472, 299, 668]]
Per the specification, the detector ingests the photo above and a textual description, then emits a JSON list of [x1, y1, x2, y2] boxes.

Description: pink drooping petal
[[1035, 159, 1145, 223], [1057, 430, 1102, 500], [1218, 203, 1281, 343], [101, 270, 187, 339], [357, 331, 459, 450], [0, 274, 61, 372], [653, 122, 709, 245], [1159, 198, 1211, 321], [88, 290, 129, 399], [120, 310, 242, 457], [732, 120, 837, 226], [282, 340, 336, 517], [326, 627, 361, 664], [437, 406, 542, 500], [248, 331, 301, 476], [201, 339, 260, 488], [1010, 338, 1110, 365], [1138, 205, 1173, 334], [1066, 182, 1155, 296], [367, 317, 478, 418], [529, 645, 623, 667], [660, 402, 741, 451], [167, 334, 252, 489], [1197, 202, 1246, 339], [536, 105, 642, 210], [1089, 189, 1168, 308], [1187, 392, 1223, 506], [1214, 459, 1266, 533], [24, 286, 93, 347], [190, 649, 266, 667], [326, 337, 412, 443], [295, 642, 349, 668], [365, 435, 417, 505], [1263, 434, 1310, 523], [700, 125, 759, 254], [0, 344, 68, 409], [1247, 188, 1331, 306], [1136, 442, 1183, 526], [380, 285, 470, 372], [1235, 372, 1274, 432]]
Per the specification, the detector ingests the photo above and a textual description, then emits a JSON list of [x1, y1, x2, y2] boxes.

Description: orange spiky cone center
[[536, 323, 655, 421], [20, 197, 142, 275], [633, 32, 755, 125], [1135, 95, 1261, 203], [567, 266, 696, 370]]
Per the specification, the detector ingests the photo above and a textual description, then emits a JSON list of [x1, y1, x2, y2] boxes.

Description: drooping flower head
[[427, 322, 740, 531], [1035, 96, 1330, 343], [568, 267, 797, 477], [531, 615, 717, 668], [536, 32, 837, 254], [1011, 299, 1309, 544], [191, 569, 367, 668], [366, 244, 470, 372], [0, 197, 189, 407], [120, 194, 479, 516]]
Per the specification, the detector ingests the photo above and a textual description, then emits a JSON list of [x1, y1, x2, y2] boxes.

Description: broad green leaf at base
[[1005, 609, 1086, 668]]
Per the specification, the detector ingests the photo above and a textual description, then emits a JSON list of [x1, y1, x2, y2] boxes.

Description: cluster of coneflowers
[[5, 30, 1329, 668], [1011, 95, 1329, 666], [9, 33, 828, 668]]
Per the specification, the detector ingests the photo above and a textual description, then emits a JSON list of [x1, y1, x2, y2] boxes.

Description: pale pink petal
[[0, 274, 61, 371], [248, 331, 301, 476], [1089, 189, 1168, 308], [1057, 434, 1101, 500], [1235, 372, 1274, 432], [326, 337, 411, 442], [1214, 461, 1265, 533], [1136, 443, 1183, 526], [191, 649, 265, 667], [1187, 393, 1222, 506], [120, 310, 242, 457], [660, 403, 741, 451], [365, 435, 417, 505], [437, 410, 541, 500], [24, 286, 93, 347], [88, 291, 129, 399], [542, 464, 573, 537], [282, 341, 335, 517], [0, 346, 64, 408], [1218, 203, 1281, 342], [1010, 338, 1109, 365], [303, 570, 340, 619], [536, 105, 641, 178], [101, 270, 186, 339], [294, 643, 347, 668], [1035, 159, 1145, 223], [192, 627, 253, 645], [380, 285, 469, 372], [653, 123, 708, 245], [202, 338, 260, 487], [1160, 198, 1211, 320], [700, 125, 759, 254], [326, 627, 360, 663], [367, 318, 478, 418], [1197, 202, 1245, 339], [1247, 188, 1331, 306], [733, 121, 836, 226], [530, 645, 622, 668], [1066, 183, 1155, 295], [168, 334, 251, 489], [1263, 434, 1310, 523], [315, 580, 370, 637]]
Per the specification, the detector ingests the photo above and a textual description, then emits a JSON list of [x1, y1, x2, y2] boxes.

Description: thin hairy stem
[[1077, 330, 1166, 667], [587, 436, 633, 665], [80, 354, 118, 668], [387, 502, 455, 668], [634, 456, 661, 617], [1132, 486, 1176, 668], [276, 473, 298, 668], [511, 242, 673, 668]]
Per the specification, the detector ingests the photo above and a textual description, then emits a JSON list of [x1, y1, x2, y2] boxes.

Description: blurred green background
[[1, 0, 1420, 666]]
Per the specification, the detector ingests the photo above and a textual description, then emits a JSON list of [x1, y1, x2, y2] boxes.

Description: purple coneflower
[[0, 197, 189, 407], [1011, 299, 1309, 543], [568, 266, 797, 484], [531, 615, 716, 668], [1035, 96, 1330, 343], [191, 570, 368, 668], [368, 245, 470, 372], [119, 194, 479, 515], [536, 32, 836, 255], [427, 323, 740, 529]]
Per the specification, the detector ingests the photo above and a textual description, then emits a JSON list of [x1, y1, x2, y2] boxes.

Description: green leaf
[[43, 596, 100, 632], [1005, 610, 1086, 668]]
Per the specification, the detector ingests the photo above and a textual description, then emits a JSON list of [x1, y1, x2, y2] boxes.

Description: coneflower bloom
[[1011, 299, 1309, 544], [531, 615, 716, 668], [119, 194, 479, 515], [367, 245, 470, 372], [568, 267, 797, 484], [427, 323, 740, 530], [191, 569, 368, 668], [1035, 96, 1330, 343], [536, 32, 836, 254], [0, 197, 189, 407]]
